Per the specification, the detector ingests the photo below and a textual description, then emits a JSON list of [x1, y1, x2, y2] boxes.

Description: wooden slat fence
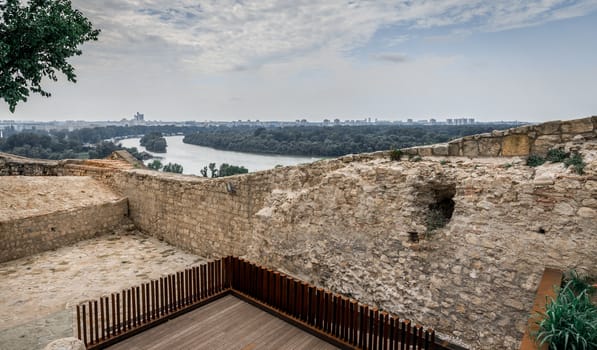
[[76, 256, 454, 350], [229, 257, 444, 350], [76, 259, 228, 349]]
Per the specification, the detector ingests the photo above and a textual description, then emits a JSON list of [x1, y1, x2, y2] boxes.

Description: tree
[[0, 0, 100, 112], [147, 159, 163, 170], [162, 162, 183, 174], [208, 162, 218, 178], [218, 163, 248, 177]]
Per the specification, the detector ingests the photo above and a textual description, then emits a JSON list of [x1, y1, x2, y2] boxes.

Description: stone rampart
[[402, 115, 597, 158], [1, 116, 596, 349], [0, 199, 128, 263], [61, 142, 596, 349]]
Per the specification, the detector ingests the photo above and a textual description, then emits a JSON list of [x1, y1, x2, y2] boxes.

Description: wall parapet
[[401, 116, 597, 158], [0, 198, 128, 263]]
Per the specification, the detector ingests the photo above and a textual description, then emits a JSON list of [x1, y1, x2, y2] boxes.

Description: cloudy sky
[[3, 0, 597, 122]]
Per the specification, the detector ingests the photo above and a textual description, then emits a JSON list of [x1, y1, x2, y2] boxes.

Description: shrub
[[147, 159, 163, 170], [162, 162, 183, 174], [564, 153, 586, 175], [527, 155, 546, 167], [390, 149, 402, 161], [535, 280, 597, 350], [546, 148, 569, 163], [564, 270, 596, 296]]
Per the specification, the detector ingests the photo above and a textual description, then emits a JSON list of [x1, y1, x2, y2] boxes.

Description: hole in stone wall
[[425, 186, 456, 234], [50, 227, 55, 232], [408, 231, 419, 243], [537, 227, 546, 234]]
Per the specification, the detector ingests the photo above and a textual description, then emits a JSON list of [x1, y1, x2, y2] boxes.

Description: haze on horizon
[[2, 0, 597, 123]]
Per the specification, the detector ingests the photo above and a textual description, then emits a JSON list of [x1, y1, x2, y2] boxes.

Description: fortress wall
[[0, 153, 60, 176], [401, 115, 597, 158], [64, 142, 597, 350], [0, 199, 128, 263], [1, 117, 596, 349]]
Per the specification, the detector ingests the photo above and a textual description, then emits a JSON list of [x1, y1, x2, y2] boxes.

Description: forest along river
[[119, 135, 321, 175]]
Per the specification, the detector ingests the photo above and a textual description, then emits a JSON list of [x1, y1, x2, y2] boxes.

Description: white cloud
[[71, 0, 597, 73]]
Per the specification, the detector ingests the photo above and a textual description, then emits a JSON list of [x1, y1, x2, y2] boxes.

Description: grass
[[564, 153, 586, 175], [527, 149, 586, 175], [535, 272, 597, 350], [546, 149, 569, 163], [527, 155, 546, 167], [389, 149, 402, 161]]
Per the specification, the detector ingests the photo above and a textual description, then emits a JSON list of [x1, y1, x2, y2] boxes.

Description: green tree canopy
[[0, 0, 100, 112]]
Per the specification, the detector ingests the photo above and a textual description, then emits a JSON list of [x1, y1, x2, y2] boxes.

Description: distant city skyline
[[2, 1, 596, 122]]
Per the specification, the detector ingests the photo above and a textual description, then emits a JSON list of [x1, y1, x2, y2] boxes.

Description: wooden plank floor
[[108, 295, 339, 350]]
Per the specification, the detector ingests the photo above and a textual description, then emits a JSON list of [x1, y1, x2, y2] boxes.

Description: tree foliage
[[0, 130, 142, 160], [162, 162, 183, 174], [140, 132, 167, 153], [0, 0, 100, 112], [183, 124, 522, 157]]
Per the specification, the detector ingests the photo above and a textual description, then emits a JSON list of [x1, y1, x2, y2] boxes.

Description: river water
[[118, 136, 320, 175]]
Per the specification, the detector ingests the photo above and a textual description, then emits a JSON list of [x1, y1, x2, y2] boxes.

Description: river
[[118, 136, 321, 175]]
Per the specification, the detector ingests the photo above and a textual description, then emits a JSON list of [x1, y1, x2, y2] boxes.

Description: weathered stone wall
[[402, 115, 597, 158], [60, 142, 596, 349], [1, 116, 596, 349], [0, 152, 60, 176], [0, 199, 128, 263]]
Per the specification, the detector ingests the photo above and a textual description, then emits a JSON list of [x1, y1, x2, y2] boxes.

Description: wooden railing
[[76, 259, 228, 349], [76, 256, 454, 350]]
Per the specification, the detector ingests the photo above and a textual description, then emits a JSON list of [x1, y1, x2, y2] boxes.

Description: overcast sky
[[3, 0, 597, 122]]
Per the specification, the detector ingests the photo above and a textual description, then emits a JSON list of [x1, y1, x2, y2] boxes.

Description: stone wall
[[0, 152, 60, 176], [2, 116, 596, 349], [0, 199, 128, 263], [61, 142, 596, 349], [402, 115, 597, 158]]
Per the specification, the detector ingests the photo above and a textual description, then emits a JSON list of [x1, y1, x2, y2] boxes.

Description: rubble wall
[[402, 115, 596, 157], [0, 199, 128, 263], [1, 117, 596, 349]]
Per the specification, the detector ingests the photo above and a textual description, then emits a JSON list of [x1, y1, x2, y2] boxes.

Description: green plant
[[503, 162, 513, 169], [564, 270, 596, 296], [564, 153, 586, 175], [440, 160, 448, 165], [162, 162, 183, 174], [546, 148, 569, 163], [390, 149, 402, 161], [527, 155, 546, 167], [535, 280, 597, 350], [147, 159, 163, 170]]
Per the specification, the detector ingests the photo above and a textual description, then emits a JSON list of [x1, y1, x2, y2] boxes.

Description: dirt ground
[[0, 233, 204, 350]]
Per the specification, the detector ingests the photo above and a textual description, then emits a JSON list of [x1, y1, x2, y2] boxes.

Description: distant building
[[133, 112, 144, 121]]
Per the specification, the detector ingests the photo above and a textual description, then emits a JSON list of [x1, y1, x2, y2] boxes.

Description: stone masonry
[[402, 115, 596, 158], [0, 116, 596, 349], [0, 177, 128, 262]]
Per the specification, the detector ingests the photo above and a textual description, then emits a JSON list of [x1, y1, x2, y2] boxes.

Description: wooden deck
[[107, 295, 339, 350]]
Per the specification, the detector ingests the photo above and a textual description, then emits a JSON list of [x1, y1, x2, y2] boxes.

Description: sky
[[2, 0, 597, 122]]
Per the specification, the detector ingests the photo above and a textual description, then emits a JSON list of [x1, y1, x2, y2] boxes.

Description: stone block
[[418, 147, 433, 157], [511, 125, 532, 134], [448, 142, 461, 156], [560, 118, 593, 134], [432, 144, 449, 156], [531, 135, 561, 156], [535, 120, 561, 135], [462, 141, 478, 157], [502, 135, 530, 156], [478, 138, 501, 157]]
